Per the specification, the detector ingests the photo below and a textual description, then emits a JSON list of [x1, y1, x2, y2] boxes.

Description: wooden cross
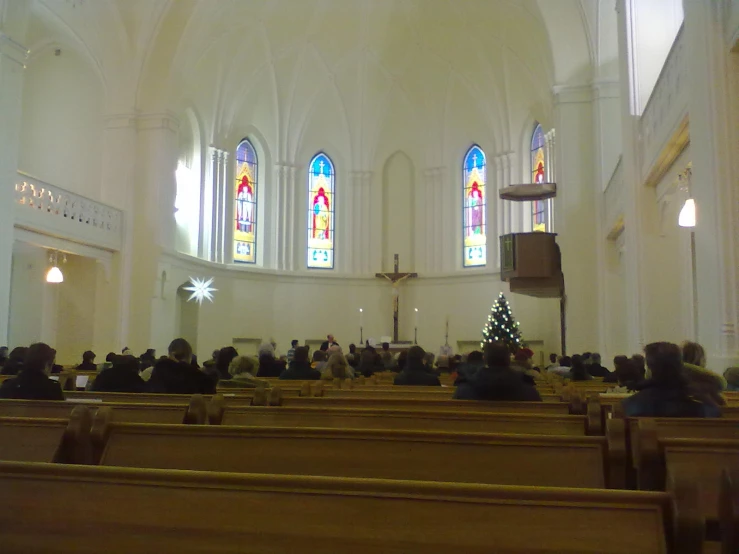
[[375, 254, 418, 343]]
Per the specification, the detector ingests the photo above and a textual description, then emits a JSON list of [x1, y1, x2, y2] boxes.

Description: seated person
[[568, 354, 593, 381], [147, 338, 216, 395], [587, 353, 611, 378], [0, 346, 7, 368], [311, 350, 328, 372], [454, 351, 485, 382], [725, 367, 739, 392], [545, 353, 559, 371], [256, 343, 286, 378], [380, 343, 397, 371], [358, 346, 384, 377], [76, 350, 97, 372], [91, 355, 146, 393], [280, 347, 321, 380], [454, 342, 541, 402], [321, 351, 355, 380], [681, 340, 726, 407], [1, 346, 28, 376], [0, 343, 64, 400], [621, 342, 720, 417], [394, 346, 441, 386], [218, 356, 267, 388]]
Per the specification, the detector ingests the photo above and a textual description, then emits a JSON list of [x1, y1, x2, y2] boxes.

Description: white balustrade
[[13, 172, 123, 251]]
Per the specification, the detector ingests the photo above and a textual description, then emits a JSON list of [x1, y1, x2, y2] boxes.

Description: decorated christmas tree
[[481, 292, 523, 352]]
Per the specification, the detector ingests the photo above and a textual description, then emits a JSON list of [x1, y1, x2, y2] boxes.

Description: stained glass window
[[234, 139, 258, 263], [530, 123, 548, 232], [463, 145, 486, 267], [307, 153, 335, 269]]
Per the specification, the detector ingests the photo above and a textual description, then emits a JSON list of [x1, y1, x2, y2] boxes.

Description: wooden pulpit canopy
[[499, 183, 557, 202]]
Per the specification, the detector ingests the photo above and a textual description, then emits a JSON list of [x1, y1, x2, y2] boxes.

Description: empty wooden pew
[[0, 406, 92, 464], [0, 396, 208, 425], [91, 413, 627, 488], [0, 461, 703, 553], [211, 404, 602, 435]]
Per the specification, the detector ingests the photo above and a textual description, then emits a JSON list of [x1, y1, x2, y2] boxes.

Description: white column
[[683, 0, 739, 367], [554, 84, 599, 354], [217, 150, 228, 264], [0, 12, 30, 345], [222, 150, 233, 264], [273, 162, 295, 271], [350, 171, 373, 274], [493, 154, 505, 243]]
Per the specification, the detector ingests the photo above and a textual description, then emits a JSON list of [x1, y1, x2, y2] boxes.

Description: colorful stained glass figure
[[307, 153, 335, 269], [530, 123, 548, 232], [463, 145, 487, 267], [234, 139, 258, 263]]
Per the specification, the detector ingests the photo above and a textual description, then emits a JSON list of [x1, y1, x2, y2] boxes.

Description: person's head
[[408, 346, 426, 365], [122, 347, 129, 354], [349, 343, 356, 354], [24, 343, 56, 375], [312, 350, 327, 363], [211, 349, 220, 360], [0, 346, 8, 359], [82, 350, 96, 364], [216, 347, 239, 371], [228, 356, 257, 377], [167, 338, 193, 364], [631, 354, 646, 377], [327, 334, 335, 343], [327, 351, 349, 379], [591, 353, 602, 365], [724, 367, 739, 388], [258, 342, 275, 358], [571, 354, 584, 370], [484, 342, 511, 369], [396, 349, 408, 370], [291, 340, 299, 348], [111, 355, 139, 373], [613, 355, 629, 371], [644, 342, 685, 387], [382, 342, 390, 352], [549, 353, 557, 364], [582, 352, 592, 363], [145, 349, 156, 358], [467, 351, 484, 364], [105, 352, 116, 363], [559, 356, 572, 368], [293, 346, 309, 363], [615, 359, 641, 386], [682, 341, 707, 368], [424, 352, 435, 366], [570, 354, 588, 380]]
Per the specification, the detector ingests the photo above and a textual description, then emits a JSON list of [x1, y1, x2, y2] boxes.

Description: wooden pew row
[[209, 403, 603, 435], [318, 386, 562, 403], [0, 461, 704, 554], [0, 397, 208, 424], [0, 406, 91, 464], [632, 419, 739, 549], [91, 410, 626, 488]]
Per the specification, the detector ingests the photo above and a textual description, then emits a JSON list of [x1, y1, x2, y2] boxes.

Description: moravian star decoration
[[184, 277, 217, 304]]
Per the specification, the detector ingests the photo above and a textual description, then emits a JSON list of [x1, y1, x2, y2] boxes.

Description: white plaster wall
[[18, 43, 103, 200]]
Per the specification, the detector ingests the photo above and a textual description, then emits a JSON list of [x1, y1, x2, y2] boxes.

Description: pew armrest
[[668, 472, 706, 554], [57, 405, 93, 464], [207, 394, 226, 425], [605, 417, 627, 489], [720, 468, 739, 554], [185, 395, 207, 424], [90, 406, 113, 465]]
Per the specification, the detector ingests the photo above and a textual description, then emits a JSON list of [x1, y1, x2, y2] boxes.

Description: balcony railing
[[14, 172, 123, 251]]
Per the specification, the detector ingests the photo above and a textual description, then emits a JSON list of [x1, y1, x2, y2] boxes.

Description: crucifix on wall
[[375, 254, 418, 343]]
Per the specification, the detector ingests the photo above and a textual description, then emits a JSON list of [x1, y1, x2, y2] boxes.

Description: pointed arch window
[[530, 123, 549, 232], [308, 153, 335, 269], [234, 139, 258, 263], [463, 145, 487, 267]]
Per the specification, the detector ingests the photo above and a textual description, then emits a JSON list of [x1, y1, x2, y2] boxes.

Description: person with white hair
[[218, 356, 267, 389], [256, 342, 285, 378]]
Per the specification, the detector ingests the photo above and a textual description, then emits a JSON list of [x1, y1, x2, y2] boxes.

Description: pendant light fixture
[[46, 251, 66, 284], [677, 167, 696, 228]]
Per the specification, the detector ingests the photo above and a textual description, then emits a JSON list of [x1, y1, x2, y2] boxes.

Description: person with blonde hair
[[218, 356, 267, 389], [322, 351, 354, 380], [681, 340, 726, 406]]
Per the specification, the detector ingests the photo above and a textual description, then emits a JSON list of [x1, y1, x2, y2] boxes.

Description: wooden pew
[[0, 461, 703, 553], [0, 396, 208, 425], [91, 415, 627, 488], [632, 419, 739, 541], [721, 468, 739, 554], [0, 406, 92, 464], [212, 404, 602, 435]]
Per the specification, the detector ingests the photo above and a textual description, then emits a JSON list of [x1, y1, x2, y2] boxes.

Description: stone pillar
[[553, 84, 599, 354], [350, 170, 373, 274], [273, 162, 298, 271], [683, 0, 739, 367], [493, 154, 506, 245], [0, 5, 30, 345]]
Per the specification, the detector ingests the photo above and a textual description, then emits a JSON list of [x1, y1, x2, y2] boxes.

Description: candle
[[359, 308, 363, 327], [414, 308, 419, 328]]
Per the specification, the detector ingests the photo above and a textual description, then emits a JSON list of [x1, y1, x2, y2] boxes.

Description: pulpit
[[499, 233, 563, 298]]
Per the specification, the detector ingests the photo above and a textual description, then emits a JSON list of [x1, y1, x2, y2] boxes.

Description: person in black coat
[[0, 343, 64, 401], [214, 347, 238, 381], [454, 342, 541, 402], [319, 334, 339, 352], [0, 346, 7, 368], [622, 342, 720, 418], [91, 355, 146, 393], [147, 338, 216, 395], [587, 353, 611, 378], [256, 343, 286, 378], [76, 350, 98, 372], [279, 347, 321, 380], [394, 346, 441, 386], [1, 347, 28, 376]]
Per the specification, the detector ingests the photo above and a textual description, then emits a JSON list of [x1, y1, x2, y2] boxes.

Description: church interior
[[1, 0, 739, 551]]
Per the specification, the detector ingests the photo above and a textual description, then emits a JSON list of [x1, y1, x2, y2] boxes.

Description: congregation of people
[[0, 335, 737, 419]]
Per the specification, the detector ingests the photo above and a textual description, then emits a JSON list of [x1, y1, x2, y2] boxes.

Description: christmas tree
[[481, 292, 523, 352]]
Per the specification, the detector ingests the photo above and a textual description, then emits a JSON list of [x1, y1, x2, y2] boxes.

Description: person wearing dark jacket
[[454, 350, 485, 382], [454, 342, 541, 402], [621, 342, 720, 418], [256, 342, 286, 378], [0, 346, 7, 368], [587, 353, 611, 378], [279, 347, 321, 380], [394, 346, 441, 386], [91, 355, 146, 393], [76, 350, 97, 372], [214, 346, 238, 381], [147, 338, 216, 395], [358, 346, 385, 377], [0, 343, 64, 401], [569, 354, 593, 381], [1, 347, 28, 376]]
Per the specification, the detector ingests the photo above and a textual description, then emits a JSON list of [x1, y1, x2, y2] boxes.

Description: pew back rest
[[95, 424, 621, 488], [0, 461, 700, 554]]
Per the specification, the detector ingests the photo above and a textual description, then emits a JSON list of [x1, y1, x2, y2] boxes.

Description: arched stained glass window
[[234, 139, 258, 263], [530, 123, 548, 232], [463, 145, 486, 268], [307, 153, 335, 269]]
